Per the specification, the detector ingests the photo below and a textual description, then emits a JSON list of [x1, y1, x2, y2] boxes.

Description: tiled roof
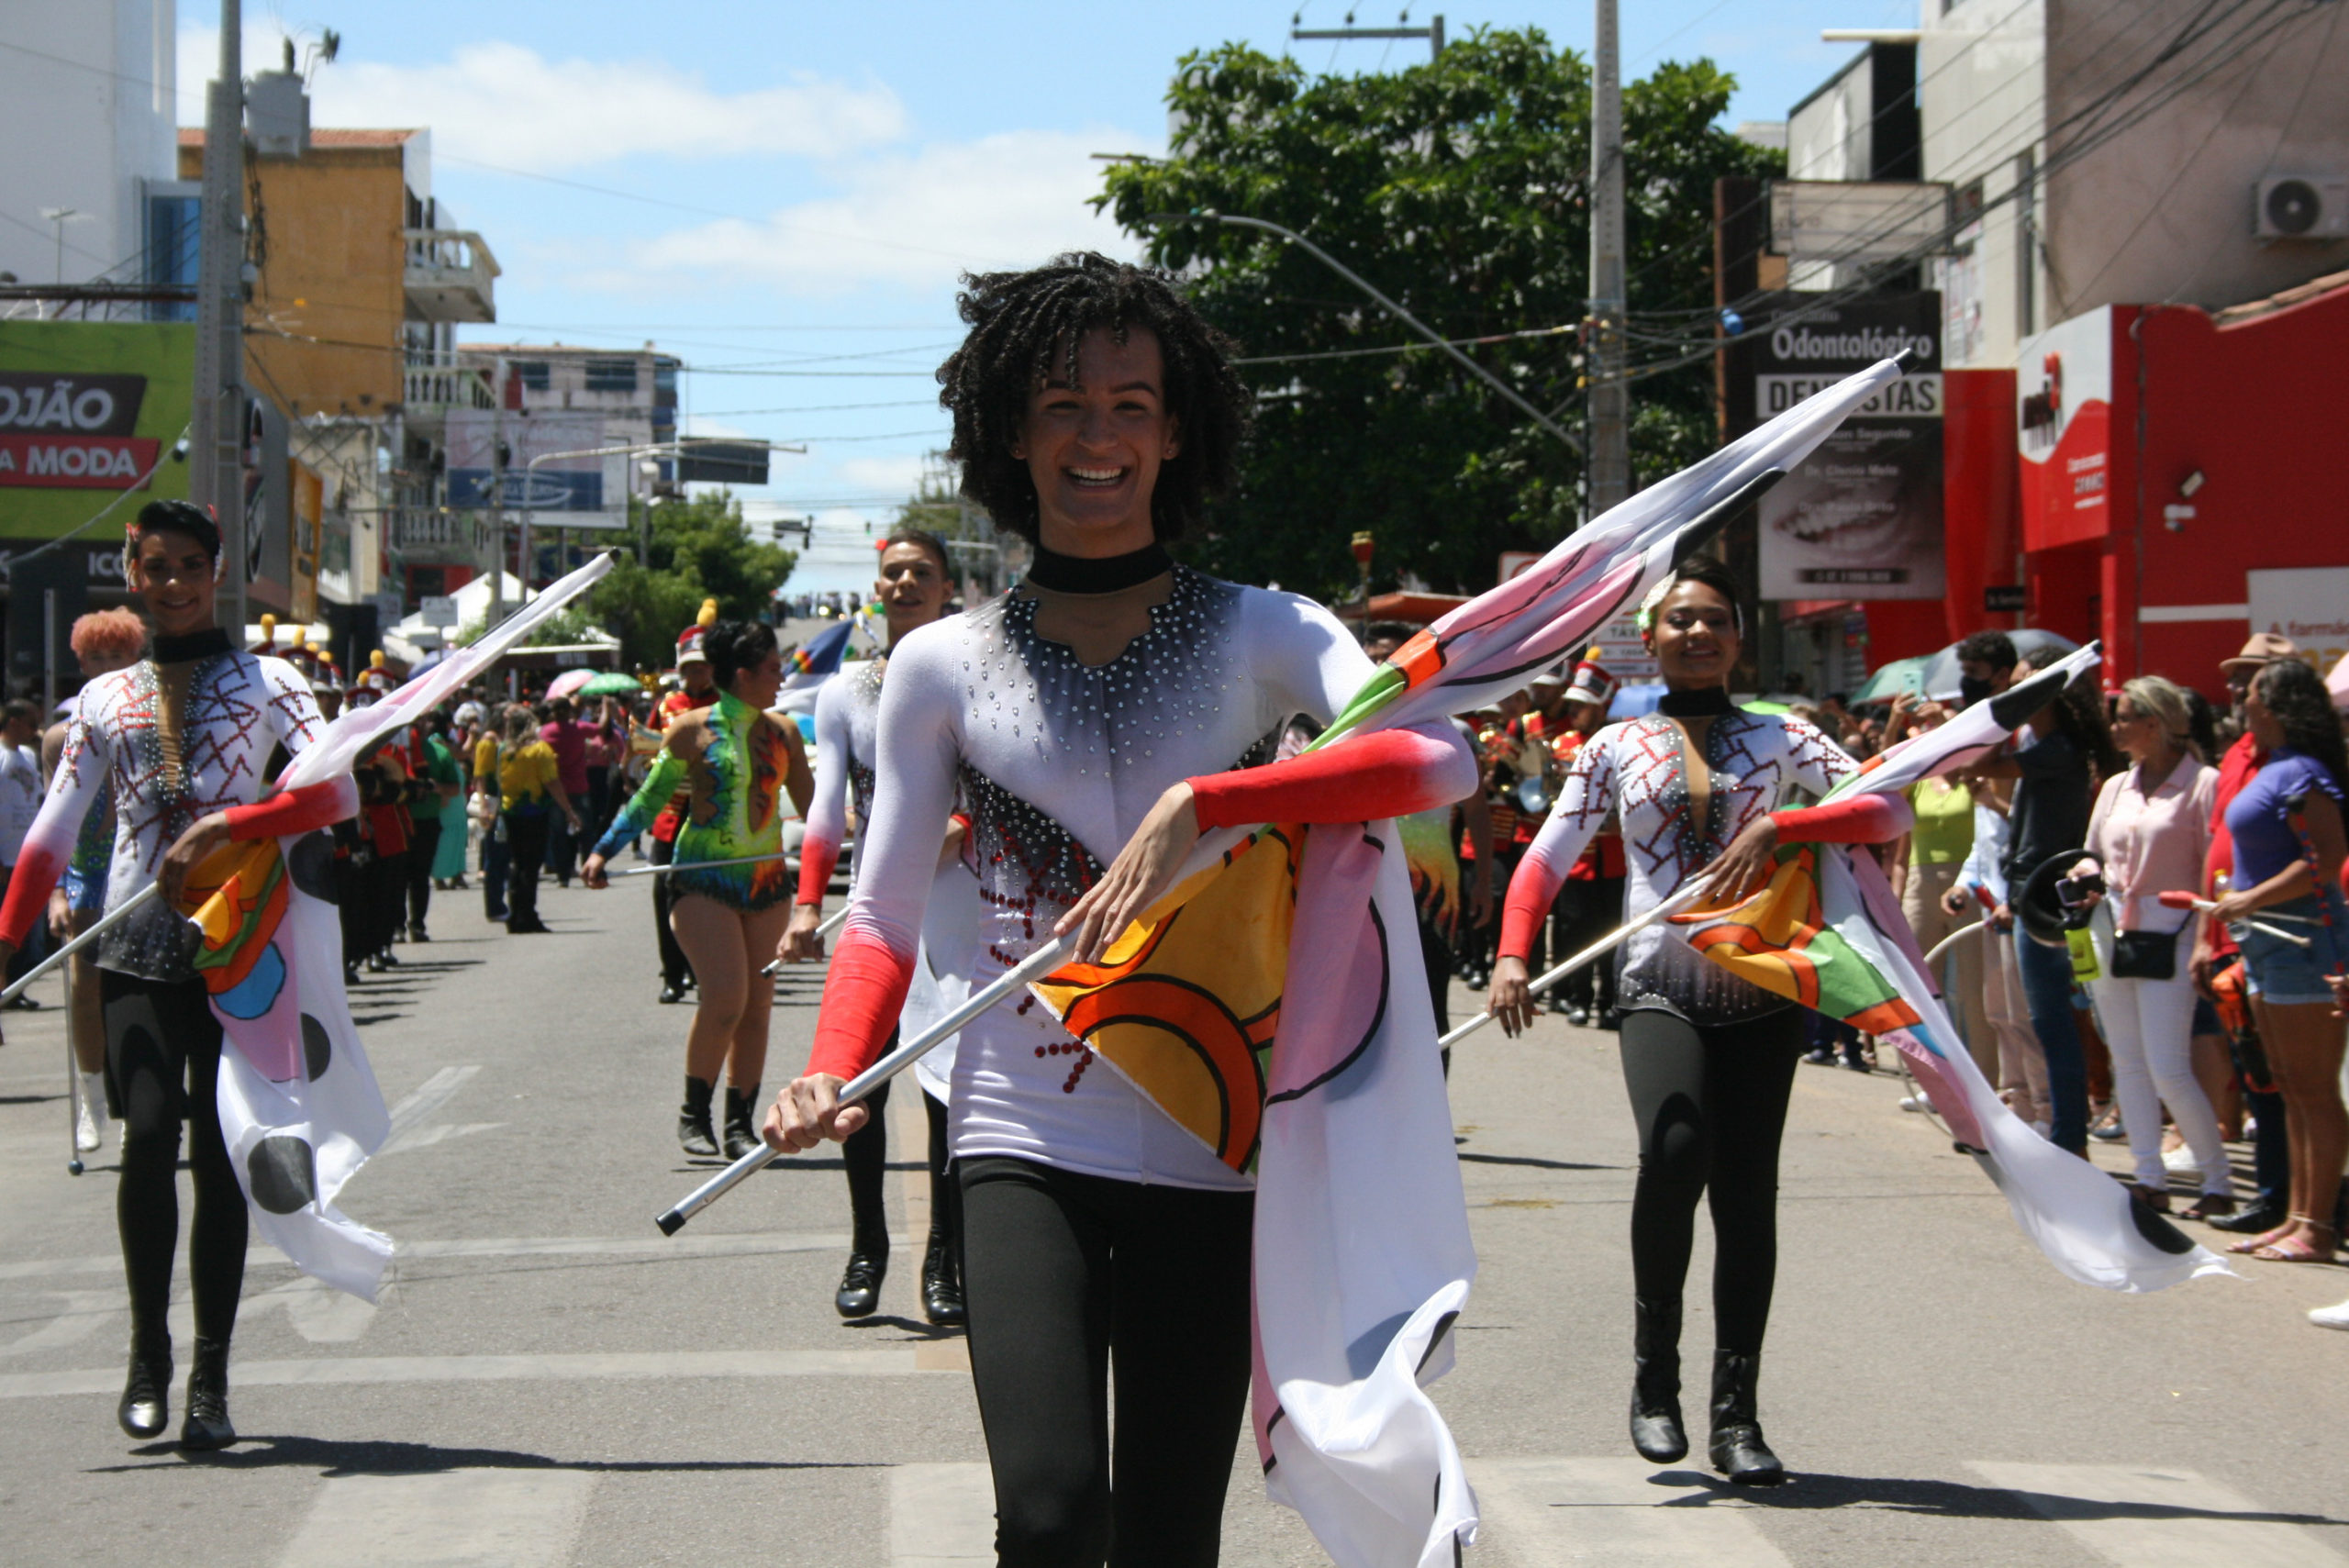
[[179, 127, 421, 146]]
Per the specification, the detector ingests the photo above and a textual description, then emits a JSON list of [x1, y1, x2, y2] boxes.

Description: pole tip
[[655, 1209, 687, 1237], [67, 1159, 83, 1176]]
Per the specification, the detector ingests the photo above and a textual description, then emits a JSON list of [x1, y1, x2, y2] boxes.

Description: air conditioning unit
[[2254, 175, 2349, 239]]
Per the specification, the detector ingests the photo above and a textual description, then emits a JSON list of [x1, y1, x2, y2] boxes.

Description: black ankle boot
[[1707, 1350, 1785, 1485], [179, 1337, 236, 1451], [1629, 1296, 1687, 1462], [836, 1246, 887, 1319], [678, 1076, 718, 1158], [722, 1084, 762, 1160], [920, 1233, 965, 1328], [117, 1332, 171, 1440]]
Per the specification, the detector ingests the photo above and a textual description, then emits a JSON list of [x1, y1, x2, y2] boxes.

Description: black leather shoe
[[678, 1077, 719, 1159], [2207, 1204, 2288, 1234], [721, 1085, 763, 1161], [836, 1251, 886, 1318], [921, 1236, 965, 1328], [179, 1337, 236, 1451], [659, 984, 686, 1005], [1708, 1351, 1786, 1485], [117, 1340, 170, 1440], [1629, 1296, 1687, 1462]]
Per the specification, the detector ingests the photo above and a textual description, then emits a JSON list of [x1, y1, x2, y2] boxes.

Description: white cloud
[[596, 127, 1146, 296], [837, 453, 930, 493], [180, 28, 905, 170]]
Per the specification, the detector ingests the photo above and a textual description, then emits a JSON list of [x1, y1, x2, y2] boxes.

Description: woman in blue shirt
[[2209, 657, 2349, 1264]]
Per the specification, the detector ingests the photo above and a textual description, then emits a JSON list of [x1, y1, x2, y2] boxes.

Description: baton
[[610, 851, 793, 878], [3, 883, 159, 1009], [2156, 890, 2311, 949], [1436, 873, 1716, 1050], [657, 932, 1074, 1236], [762, 906, 848, 976]]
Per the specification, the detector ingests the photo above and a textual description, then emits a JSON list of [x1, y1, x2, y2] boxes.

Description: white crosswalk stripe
[[890, 1462, 996, 1568], [0, 1347, 941, 1399], [1467, 1457, 1793, 1566], [1969, 1462, 2349, 1567], [274, 1470, 595, 1567]]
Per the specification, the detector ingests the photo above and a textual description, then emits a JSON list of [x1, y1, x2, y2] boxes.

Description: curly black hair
[[938, 252, 1252, 543], [702, 618, 778, 692], [2254, 656, 2349, 795], [2019, 644, 2122, 782]]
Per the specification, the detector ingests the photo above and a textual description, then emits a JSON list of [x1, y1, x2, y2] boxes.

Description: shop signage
[[1984, 585, 2027, 612], [1753, 293, 1945, 601], [2248, 567, 2349, 681], [0, 435, 161, 487], [2015, 308, 2113, 551]]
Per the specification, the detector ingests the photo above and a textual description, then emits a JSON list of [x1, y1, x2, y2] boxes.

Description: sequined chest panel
[[841, 659, 885, 832]]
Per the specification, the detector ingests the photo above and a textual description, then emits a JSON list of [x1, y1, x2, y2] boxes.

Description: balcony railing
[[401, 354, 495, 417], [403, 228, 500, 323], [387, 506, 488, 555]]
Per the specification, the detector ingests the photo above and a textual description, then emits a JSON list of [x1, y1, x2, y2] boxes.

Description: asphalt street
[[2, 861, 2345, 1567]]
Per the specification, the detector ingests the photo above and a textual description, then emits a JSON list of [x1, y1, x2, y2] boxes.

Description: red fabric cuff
[[0, 842, 64, 951], [227, 777, 358, 841], [1774, 793, 1909, 846], [796, 839, 838, 907], [1497, 873, 1557, 963], [1188, 727, 1470, 831], [807, 929, 915, 1083]]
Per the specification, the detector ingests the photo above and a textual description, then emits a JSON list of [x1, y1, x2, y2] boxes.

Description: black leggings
[[960, 1157, 1253, 1568], [104, 971, 248, 1350], [1618, 1006, 1805, 1355], [840, 1076, 960, 1254]]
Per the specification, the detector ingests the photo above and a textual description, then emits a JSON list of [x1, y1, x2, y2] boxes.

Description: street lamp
[[1144, 208, 1583, 455]]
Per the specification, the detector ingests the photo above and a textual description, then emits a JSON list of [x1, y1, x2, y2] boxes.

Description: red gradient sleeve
[[1497, 854, 1568, 964], [225, 776, 359, 841], [0, 841, 66, 951], [796, 836, 839, 907], [1187, 723, 1476, 830], [805, 929, 916, 1084], [1773, 792, 1912, 846]]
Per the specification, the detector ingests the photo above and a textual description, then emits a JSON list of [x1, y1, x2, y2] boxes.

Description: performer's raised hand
[[1486, 953, 1536, 1037], [778, 903, 826, 963], [763, 1073, 868, 1151], [158, 811, 233, 911], [1057, 780, 1200, 964]]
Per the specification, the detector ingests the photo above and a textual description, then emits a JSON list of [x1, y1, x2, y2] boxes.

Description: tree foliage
[[593, 492, 796, 669], [1098, 28, 1780, 598]]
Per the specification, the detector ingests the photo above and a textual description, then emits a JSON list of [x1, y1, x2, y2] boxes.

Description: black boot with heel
[[920, 1232, 965, 1327], [1708, 1350, 1786, 1485], [722, 1084, 762, 1161], [117, 1330, 171, 1440], [1629, 1296, 1687, 1463], [678, 1076, 718, 1158], [180, 1336, 237, 1451]]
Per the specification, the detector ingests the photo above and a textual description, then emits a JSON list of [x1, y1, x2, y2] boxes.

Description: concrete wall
[[1920, 0, 2047, 371], [0, 0, 177, 290], [179, 132, 411, 415], [2043, 0, 2349, 318]]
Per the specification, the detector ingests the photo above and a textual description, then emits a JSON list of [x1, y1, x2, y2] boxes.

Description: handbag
[[2110, 928, 2176, 981]]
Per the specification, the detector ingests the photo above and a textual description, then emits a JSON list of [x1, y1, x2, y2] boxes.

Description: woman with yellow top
[[1890, 698, 1990, 1084], [495, 706, 583, 936], [584, 621, 814, 1158]]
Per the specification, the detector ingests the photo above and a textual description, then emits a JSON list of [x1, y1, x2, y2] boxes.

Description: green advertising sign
[[0, 321, 194, 547]]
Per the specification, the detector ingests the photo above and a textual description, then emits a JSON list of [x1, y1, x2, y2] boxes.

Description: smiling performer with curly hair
[[762, 253, 1476, 1566]]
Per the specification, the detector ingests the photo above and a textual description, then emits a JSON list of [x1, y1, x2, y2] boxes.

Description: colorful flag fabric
[[1020, 361, 1913, 1568], [193, 553, 618, 1300], [1669, 642, 2232, 1293]]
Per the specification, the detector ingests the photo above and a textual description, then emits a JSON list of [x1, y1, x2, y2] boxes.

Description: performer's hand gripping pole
[[1434, 873, 1714, 1051], [761, 907, 848, 977], [657, 931, 1074, 1236], [3, 882, 159, 1010]]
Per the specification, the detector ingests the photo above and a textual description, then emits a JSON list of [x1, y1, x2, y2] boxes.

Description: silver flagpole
[[658, 932, 1074, 1236], [1435, 873, 1716, 1051], [761, 906, 848, 976], [610, 851, 794, 878], [65, 1025, 84, 1176], [4, 883, 159, 1009]]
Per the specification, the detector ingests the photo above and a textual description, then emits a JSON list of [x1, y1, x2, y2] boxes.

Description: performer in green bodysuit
[[584, 620, 813, 1157]]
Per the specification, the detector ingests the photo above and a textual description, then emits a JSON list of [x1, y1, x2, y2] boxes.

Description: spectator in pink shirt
[[540, 695, 598, 888]]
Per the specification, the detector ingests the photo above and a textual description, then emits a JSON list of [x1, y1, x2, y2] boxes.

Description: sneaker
[[1900, 1092, 1933, 1115], [74, 1076, 104, 1152], [2089, 1105, 2126, 1141], [2310, 1297, 2349, 1331], [2162, 1144, 2200, 1175], [486, 907, 511, 924], [1567, 1006, 1590, 1028], [1803, 1047, 1835, 1066]]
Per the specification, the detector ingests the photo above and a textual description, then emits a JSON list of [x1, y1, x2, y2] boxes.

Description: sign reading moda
[[0, 370, 161, 489], [0, 326, 194, 538], [1752, 294, 1945, 601]]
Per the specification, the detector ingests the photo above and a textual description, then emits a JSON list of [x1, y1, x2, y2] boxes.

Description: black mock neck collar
[[151, 627, 233, 663], [1657, 686, 1737, 717], [1025, 540, 1173, 595]]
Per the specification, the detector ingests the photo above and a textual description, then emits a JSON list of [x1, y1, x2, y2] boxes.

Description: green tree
[[595, 492, 796, 669], [1099, 29, 1779, 598]]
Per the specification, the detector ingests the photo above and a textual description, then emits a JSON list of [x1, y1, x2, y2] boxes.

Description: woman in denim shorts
[[2210, 657, 2349, 1264]]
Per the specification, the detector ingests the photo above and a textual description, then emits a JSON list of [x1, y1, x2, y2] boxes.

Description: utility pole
[[1586, 0, 1630, 517], [1292, 13, 1446, 59], [189, 0, 248, 634], [487, 356, 507, 628]]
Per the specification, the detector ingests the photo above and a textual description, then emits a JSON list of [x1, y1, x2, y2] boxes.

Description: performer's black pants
[[1416, 914, 1453, 1034], [369, 848, 406, 953], [649, 837, 693, 987], [506, 812, 550, 928], [406, 819, 440, 931], [960, 1157, 1252, 1568], [1618, 1006, 1806, 1355], [841, 1074, 960, 1255], [103, 970, 246, 1350]]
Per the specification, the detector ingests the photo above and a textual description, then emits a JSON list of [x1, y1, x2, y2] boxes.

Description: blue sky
[[188, 0, 1918, 592]]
